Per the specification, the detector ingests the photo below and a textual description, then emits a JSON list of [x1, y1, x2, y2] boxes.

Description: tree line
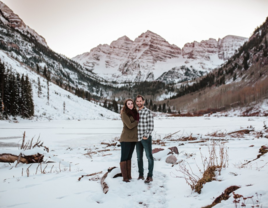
[[0, 62, 34, 119]]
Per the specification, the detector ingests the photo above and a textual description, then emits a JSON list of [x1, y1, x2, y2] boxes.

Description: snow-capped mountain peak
[[73, 31, 247, 83]]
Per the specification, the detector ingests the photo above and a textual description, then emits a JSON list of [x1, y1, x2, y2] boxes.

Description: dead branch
[[20, 132, 25, 149], [101, 167, 116, 194], [78, 171, 103, 181], [163, 130, 180, 139], [26, 164, 32, 177]]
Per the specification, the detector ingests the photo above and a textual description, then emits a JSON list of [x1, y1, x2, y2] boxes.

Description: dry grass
[[178, 141, 229, 194]]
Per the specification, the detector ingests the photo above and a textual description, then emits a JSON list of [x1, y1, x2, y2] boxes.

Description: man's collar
[[138, 106, 146, 111]]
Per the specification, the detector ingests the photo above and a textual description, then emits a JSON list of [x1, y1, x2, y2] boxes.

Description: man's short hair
[[136, 95, 145, 101]]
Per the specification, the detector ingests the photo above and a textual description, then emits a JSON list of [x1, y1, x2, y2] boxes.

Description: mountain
[[166, 17, 268, 116], [0, 50, 119, 120], [73, 31, 247, 83], [0, 1, 126, 101]]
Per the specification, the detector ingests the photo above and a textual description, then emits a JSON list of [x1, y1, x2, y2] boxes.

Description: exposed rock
[[168, 146, 179, 155], [165, 155, 177, 164]]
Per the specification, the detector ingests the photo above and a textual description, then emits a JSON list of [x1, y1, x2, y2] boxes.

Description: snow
[[1, 117, 268, 208], [0, 50, 119, 121]]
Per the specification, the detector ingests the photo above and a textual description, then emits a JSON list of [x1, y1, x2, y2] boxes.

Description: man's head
[[136, 95, 145, 109]]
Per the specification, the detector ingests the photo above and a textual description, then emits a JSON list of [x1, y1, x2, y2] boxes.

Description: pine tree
[[113, 100, 118, 112], [168, 107, 171, 113], [43, 67, 47, 78], [153, 104, 157, 111], [163, 103, 166, 113], [158, 104, 162, 112], [47, 79, 49, 105], [36, 64, 40, 74], [63, 101, 65, 114], [104, 99, 108, 108], [233, 73, 237, 81], [38, 77, 42, 98], [150, 99, 153, 106]]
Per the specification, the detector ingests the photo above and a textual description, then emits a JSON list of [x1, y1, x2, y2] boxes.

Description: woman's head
[[122, 98, 138, 115], [124, 99, 135, 110]]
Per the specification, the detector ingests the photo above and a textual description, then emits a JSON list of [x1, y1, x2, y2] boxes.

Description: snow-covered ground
[[0, 117, 268, 208]]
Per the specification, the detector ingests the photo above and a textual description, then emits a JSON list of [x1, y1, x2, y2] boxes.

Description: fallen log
[[78, 171, 103, 181], [202, 185, 240, 208], [101, 167, 116, 194], [228, 129, 253, 135], [0, 153, 44, 164]]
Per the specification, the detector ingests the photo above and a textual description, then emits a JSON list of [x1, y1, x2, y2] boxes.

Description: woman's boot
[[120, 161, 130, 182], [127, 160, 132, 180]]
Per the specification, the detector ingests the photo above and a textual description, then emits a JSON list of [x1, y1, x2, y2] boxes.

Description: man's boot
[[127, 160, 132, 180], [144, 176, 153, 184], [120, 161, 130, 182]]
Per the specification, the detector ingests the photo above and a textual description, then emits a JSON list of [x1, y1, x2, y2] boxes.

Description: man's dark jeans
[[136, 136, 154, 177]]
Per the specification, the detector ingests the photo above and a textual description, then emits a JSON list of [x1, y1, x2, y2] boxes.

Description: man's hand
[[143, 137, 148, 140]]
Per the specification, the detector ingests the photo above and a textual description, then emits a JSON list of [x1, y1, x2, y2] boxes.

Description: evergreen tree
[[43, 67, 47, 78], [38, 77, 42, 98], [163, 103, 166, 113], [36, 64, 40, 74], [113, 100, 118, 112], [63, 101, 65, 114], [145, 99, 148, 106], [47, 79, 49, 105], [168, 107, 171, 113], [104, 99, 108, 108], [158, 104, 162, 112], [233, 73, 237, 81], [153, 104, 157, 111]]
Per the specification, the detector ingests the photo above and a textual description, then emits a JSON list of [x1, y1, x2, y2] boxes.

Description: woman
[[119, 98, 139, 182]]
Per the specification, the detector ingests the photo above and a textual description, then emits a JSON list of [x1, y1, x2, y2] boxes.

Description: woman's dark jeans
[[136, 136, 154, 177], [120, 142, 136, 162]]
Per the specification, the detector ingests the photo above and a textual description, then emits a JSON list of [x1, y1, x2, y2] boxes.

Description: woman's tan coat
[[119, 111, 138, 142]]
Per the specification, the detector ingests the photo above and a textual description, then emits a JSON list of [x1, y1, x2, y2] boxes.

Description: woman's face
[[127, 101, 134, 110]]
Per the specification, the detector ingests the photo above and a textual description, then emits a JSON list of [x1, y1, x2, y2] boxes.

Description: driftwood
[[0, 153, 44, 164], [101, 167, 116, 194], [163, 131, 180, 139], [203, 186, 240, 208], [78, 171, 103, 181], [228, 129, 253, 135]]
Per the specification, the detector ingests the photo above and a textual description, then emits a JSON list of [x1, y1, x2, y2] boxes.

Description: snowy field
[[0, 117, 268, 208]]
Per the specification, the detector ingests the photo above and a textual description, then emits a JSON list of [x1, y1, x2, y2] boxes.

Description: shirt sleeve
[[143, 110, 154, 138], [121, 112, 138, 130]]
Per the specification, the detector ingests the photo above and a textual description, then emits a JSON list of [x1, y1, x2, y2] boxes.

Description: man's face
[[136, 97, 145, 109]]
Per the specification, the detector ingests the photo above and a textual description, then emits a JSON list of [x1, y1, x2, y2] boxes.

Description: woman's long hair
[[122, 98, 138, 117]]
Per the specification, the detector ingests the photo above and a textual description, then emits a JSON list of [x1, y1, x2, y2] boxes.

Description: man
[[135, 95, 154, 183]]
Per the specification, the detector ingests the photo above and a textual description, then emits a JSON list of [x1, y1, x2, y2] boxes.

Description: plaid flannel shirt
[[137, 106, 154, 141]]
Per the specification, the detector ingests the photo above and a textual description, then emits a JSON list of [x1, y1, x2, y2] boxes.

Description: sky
[[2, 0, 268, 58]]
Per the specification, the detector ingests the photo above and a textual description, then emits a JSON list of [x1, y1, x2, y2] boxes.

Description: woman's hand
[[143, 137, 148, 140]]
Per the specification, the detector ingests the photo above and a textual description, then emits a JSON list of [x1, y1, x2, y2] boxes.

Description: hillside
[[0, 49, 119, 120], [165, 17, 268, 116]]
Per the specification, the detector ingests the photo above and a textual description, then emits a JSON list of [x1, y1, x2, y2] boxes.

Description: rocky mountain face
[[182, 35, 248, 61], [0, 2, 47, 47], [73, 31, 247, 83]]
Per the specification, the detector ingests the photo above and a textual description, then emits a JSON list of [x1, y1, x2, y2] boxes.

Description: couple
[[119, 95, 154, 183]]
